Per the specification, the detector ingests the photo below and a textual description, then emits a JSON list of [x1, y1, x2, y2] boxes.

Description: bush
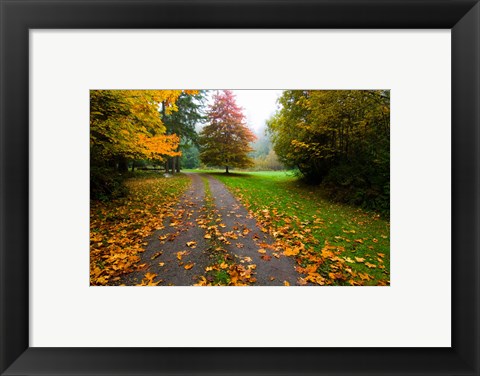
[[321, 159, 389, 216], [90, 166, 128, 201]]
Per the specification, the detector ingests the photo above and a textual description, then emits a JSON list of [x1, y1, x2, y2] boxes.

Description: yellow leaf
[[177, 251, 187, 260], [194, 276, 208, 286], [297, 277, 307, 286], [365, 262, 377, 268], [186, 241, 197, 248], [184, 263, 194, 270], [151, 251, 162, 260], [158, 262, 165, 267], [204, 234, 212, 239], [321, 248, 335, 258], [284, 247, 300, 256], [355, 257, 365, 262], [284, 281, 290, 286], [258, 249, 267, 254], [145, 272, 156, 281], [358, 272, 371, 281]]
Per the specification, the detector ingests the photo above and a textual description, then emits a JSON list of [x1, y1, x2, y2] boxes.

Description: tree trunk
[[176, 156, 180, 173], [118, 157, 128, 172], [165, 160, 169, 173], [226, 165, 229, 174], [131, 160, 135, 172], [171, 157, 176, 175]]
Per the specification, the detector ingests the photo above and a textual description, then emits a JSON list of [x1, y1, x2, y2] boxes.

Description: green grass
[[193, 170, 390, 286]]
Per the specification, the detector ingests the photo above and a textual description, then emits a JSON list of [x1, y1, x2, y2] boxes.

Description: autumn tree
[[199, 90, 256, 173], [90, 89, 196, 199], [268, 90, 390, 213]]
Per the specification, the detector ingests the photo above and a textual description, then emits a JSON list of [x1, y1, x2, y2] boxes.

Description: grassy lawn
[[187, 169, 390, 286], [90, 171, 191, 285]]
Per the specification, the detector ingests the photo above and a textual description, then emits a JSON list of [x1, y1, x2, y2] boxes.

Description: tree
[[90, 90, 196, 166], [268, 90, 390, 213], [162, 91, 206, 173], [199, 90, 256, 173], [90, 90, 197, 199]]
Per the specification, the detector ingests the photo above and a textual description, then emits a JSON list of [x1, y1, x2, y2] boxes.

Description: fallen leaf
[[258, 249, 267, 254], [359, 272, 371, 281], [184, 263, 194, 270], [297, 277, 307, 286], [355, 257, 365, 262], [186, 241, 197, 248], [151, 251, 162, 260], [145, 272, 157, 282], [284, 247, 300, 256], [177, 251, 187, 260], [284, 281, 290, 286]]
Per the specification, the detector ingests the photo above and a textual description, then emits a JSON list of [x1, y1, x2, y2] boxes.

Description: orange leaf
[[284, 247, 300, 256]]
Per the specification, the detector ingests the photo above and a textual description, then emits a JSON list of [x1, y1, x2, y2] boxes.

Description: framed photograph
[[1, 0, 478, 375]]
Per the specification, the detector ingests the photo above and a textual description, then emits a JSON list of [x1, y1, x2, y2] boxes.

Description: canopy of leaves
[[268, 90, 390, 213], [90, 90, 198, 161], [90, 90, 197, 199], [199, 90, 256, 171], [163, 91, 206, 146]]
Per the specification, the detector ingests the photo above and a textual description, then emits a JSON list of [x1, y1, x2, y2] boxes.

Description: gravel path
[[121, 173, 299, 286]]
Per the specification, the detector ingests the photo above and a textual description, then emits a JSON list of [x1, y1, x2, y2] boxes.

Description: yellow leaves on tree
[[137, 133, 181, 160], [90, 89, 198, 161]]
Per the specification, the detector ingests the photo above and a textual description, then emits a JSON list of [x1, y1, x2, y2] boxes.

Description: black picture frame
[[1, 0, 479, 375]]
